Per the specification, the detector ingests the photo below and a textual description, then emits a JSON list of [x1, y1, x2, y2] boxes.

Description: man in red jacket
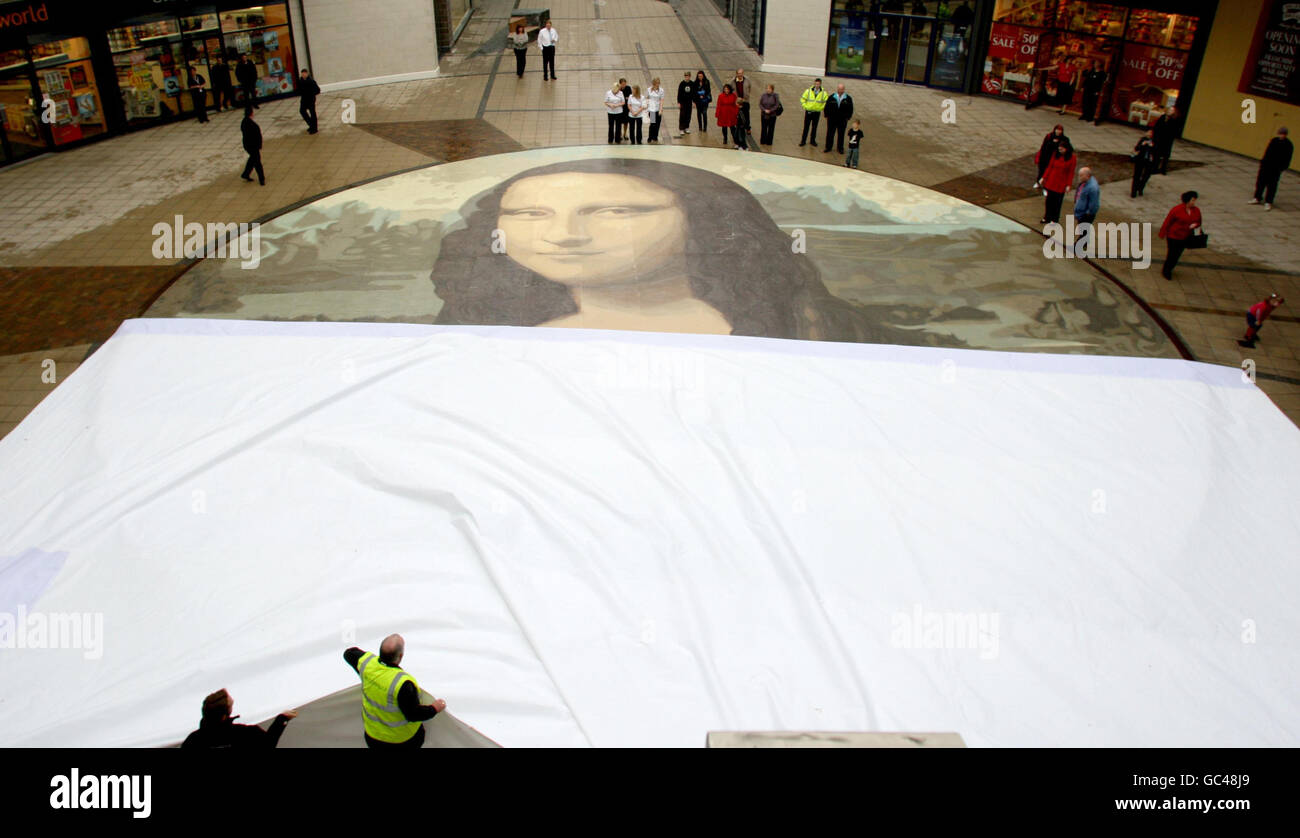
[[1238, 294, 1284, 348]]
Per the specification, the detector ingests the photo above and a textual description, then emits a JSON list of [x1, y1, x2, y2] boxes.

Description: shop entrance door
[[902, 17, 935, 84], [870, 15, 905, 81], [870, 16, 935, 84]]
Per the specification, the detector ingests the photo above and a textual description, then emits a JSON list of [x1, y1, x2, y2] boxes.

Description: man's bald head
[[380, 633, 405, 665], [1078, 166, 1092, 180]]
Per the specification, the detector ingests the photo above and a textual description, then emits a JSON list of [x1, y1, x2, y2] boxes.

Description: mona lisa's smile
[[497, 172, 688, 286]]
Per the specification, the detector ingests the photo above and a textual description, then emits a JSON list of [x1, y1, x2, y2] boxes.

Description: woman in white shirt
[[627, 86, 646, 145], [646, 77, 665, 143], [604, 81, 626, 144]]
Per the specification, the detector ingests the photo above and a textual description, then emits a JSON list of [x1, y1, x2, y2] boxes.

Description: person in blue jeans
[[845, 119, 863, 168], [1072, 165, 1099, 249]]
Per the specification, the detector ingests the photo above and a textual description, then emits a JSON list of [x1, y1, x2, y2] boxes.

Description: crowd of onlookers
[[599, 70, 864, 168], [1030, 114, 1292, 285], [505, 21, 1293, 314]]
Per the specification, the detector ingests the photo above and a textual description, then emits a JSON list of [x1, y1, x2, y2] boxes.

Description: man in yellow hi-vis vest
[[344, 634, 447, 748], [799, 79, 829, 147]]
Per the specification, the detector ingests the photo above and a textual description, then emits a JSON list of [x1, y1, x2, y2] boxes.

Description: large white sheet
[[1, 319, 1297, 747]]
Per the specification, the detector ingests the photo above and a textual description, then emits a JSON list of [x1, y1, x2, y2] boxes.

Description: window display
[[982, 3, 1199, 125], [992, 0, 1054, 28], [1124, 9, 1197, 50], [219, 5, 290, 31], [0, 48, 43, 161], [33, 38, 107, 145], [827, 0, 874, 77], [1055, 1, 1125, 37], [221, 6, 296, 97], [931, 20, 973, 88], [982, 22, 1043, 98], [1110, 41, 1184, 124]]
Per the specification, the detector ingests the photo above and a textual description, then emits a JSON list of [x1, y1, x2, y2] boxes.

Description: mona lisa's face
[[498, 173, 687, 287]]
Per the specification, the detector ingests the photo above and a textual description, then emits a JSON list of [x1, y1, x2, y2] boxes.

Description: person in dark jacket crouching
[[181, 688, 297, 748]]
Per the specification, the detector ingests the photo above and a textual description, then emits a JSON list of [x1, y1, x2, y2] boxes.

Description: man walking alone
[[538, 20, 558, 80], [1249, 126, 1293, 211], [298, 69, 320, 134], [240, 106, 265, 185]]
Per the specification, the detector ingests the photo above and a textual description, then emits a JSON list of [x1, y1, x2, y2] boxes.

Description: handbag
[[1184, 230, 1209, 249], [774, 103, 784, 116]]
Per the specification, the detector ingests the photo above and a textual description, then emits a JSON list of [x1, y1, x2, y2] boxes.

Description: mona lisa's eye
[[500, 208, 551, 219]]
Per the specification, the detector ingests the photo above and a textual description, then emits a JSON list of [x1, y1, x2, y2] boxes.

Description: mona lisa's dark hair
[[430, 157, 882, 342]]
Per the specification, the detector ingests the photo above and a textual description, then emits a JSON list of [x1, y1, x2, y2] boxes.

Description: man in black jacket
[[240, 107, 265, 185], [823, 83, 854, 154], [1152, 106, 1178, 174], [181, 688, 297, 748], [1250, 126, 1294, 210], [298, 69, 320, 133], [235, 56, 259, 109], [209, 57, 235, 111], [1079, 60, 1106, 125], [344, 635, 447, 749], [675, 72, 695, 136]]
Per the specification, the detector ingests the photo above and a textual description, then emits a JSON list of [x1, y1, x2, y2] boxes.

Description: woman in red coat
[[1039, 139, 1076, 225], [715, 84, 738, 146], [1158, 190, 1203, 280]]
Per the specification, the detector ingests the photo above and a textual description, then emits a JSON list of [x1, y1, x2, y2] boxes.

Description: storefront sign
[[987, 23, 1019, 61], [0, 2, 50, 30], [1238, 0, 1300, 105], [987, 23, 1041, 63], [983, 24, 1042, 98], [1111, 44, 1185, 121]]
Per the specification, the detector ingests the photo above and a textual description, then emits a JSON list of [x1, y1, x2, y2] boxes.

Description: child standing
[[845, 119, 863, 168], [1238, 294, 1285, 348]]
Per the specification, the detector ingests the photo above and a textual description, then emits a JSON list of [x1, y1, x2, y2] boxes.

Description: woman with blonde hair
[[646, 77, 665, 143], [627, 85, 646, 145]]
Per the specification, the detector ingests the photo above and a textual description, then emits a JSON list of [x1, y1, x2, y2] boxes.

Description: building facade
[[0, 0, 445, 167], [1182, 0, 1300, 170], [763, 0, 1220, 130]]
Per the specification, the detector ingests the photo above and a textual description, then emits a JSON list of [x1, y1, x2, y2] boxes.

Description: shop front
[[109, 3, 299, 127], [979, 1, 1212, 127], [0, 0, 301, 166], [824, 1, 983, 91]]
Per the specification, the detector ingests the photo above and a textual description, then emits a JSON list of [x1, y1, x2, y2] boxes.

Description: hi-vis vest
[[356, 652, 423, 743], [801, 87, 828, 112]]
